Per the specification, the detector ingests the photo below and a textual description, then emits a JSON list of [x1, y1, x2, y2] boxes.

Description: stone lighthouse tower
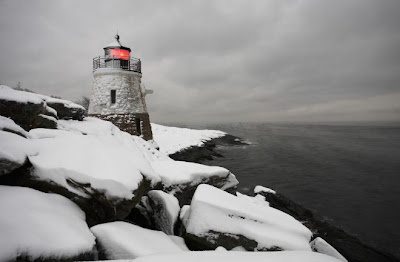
[[88, 34, 153, 140]]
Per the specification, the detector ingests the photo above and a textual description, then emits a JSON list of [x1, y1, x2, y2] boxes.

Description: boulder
[[44, 97, 85, 120], [182, 184, 312, 251], [0, 185, 96, 262], [150, 160, 238, 206], [147, 190, 180, 235], [90, 221, 184, 260], [0, 85, 58, 130]]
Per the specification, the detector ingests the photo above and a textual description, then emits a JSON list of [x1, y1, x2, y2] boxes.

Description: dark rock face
[[0, 163, 152, 227], [170, 134, 247, 163], [257, 191, 399, 262], [0, 100, 56, 131], [46, 101, 85, 121], [147, 190, 180, 235], [14, 249, 97, 262]]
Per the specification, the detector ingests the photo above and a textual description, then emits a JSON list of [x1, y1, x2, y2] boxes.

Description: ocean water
[[180, 122, 400, 258]]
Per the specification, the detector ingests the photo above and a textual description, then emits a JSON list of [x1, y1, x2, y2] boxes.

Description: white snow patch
[[90, 221, 183, 259], [151, 123, 226, 155], [236, 192, 269, 207], [132, 251, 344, 262], [311, 237, 347, 262], [0, 85, 43, 104], [185, 184, 313, 251], [0, 131, 35, 169], [0, 186, 95, 261], [151, 160, 231, 187], [0, 116, 30, 138], [254, 185, 276, 195], [168, 236, 190, 251]]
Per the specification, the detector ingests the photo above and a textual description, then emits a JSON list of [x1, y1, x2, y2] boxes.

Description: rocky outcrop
[[169, 134, 247, 163], [182, 184, 312, 251], [0, 163, 152, 227]]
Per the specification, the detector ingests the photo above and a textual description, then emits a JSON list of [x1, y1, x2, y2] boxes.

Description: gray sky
[[1, 0, 399, 124]]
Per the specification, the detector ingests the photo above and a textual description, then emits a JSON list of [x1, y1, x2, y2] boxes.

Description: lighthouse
[[88, 34, 153, 140]]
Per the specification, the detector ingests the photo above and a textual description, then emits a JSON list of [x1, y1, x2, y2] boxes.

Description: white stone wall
[[88, 69, 148, 115]]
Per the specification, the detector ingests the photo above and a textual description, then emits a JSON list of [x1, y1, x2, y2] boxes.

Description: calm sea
[[173, 122, 400, 258]]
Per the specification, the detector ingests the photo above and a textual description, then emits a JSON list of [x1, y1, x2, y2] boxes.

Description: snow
[[254, 185, 276, 194], [184, 184, 313, 251], [37, 94, 85, 110], [131, 251, 344, 262], [168, 236, 190, 251], [29, 118, 160, 200], [0, 130, 35, 170], [0, 85, 43, 104], [151, 123, 226, 155], [0, 85, 83, 110], [90, 221, 183, 259], [0, 185, 95, 261], [236, 192, 269, 207], [150, 160, 232, 187], [148, 190, 180, 235], [0, 116, 30, 138], [311, 237, 347, 262]]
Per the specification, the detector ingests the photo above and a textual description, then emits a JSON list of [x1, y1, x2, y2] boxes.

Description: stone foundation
[[90, 113, 153, 141]]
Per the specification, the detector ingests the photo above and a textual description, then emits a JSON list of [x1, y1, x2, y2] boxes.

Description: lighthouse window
[[111, 90, 116, 104]]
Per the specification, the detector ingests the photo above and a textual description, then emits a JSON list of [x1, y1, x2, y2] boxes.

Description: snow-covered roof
[[104, 34, 131, 50]]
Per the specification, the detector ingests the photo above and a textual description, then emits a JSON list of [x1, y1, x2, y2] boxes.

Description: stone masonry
[[88, 69, 153, 140]]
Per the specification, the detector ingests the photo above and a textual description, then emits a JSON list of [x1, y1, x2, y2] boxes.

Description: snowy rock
[[0, 86, 57, 130], [0, 185, 96, 261], [25, 119, 160, 225], [311, 237, 347, 262], [0, 116, 30, 138], [131, 250, 344, 262], [151, 160, 238, 206], [183, 184, 312, 251], [254, 185, 276, 195], [147, 190, 180, 235], [151, 123, 226, 155], [0, 130, 34, 175], [90, 221, 183, 260], [40, 96, 85, 120], [236, 191, 270, 207]]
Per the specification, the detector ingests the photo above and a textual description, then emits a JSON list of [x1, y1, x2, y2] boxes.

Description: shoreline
[[171, 134, 400, 262]]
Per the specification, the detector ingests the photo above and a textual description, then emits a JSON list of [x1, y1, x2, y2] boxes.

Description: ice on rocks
[[148, 190, 180, 235], [184, 184, 313, 251], [151, 123, 226, 155], [311, 237, 347, 262], [90, 221, 183, 260], [0, 186, 96, 261]]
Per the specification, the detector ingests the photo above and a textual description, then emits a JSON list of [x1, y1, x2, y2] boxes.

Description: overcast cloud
[[0, 0, 399, 124]]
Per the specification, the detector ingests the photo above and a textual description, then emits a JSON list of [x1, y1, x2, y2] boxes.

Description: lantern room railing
[[93, 56, 141, 73]]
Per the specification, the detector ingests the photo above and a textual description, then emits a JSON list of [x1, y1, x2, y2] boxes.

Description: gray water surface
[[182, 122, 400, 258]]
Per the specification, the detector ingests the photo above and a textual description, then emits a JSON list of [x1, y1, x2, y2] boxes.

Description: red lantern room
[[93, 34, 141, 72], [104, 34, 131, 59]]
